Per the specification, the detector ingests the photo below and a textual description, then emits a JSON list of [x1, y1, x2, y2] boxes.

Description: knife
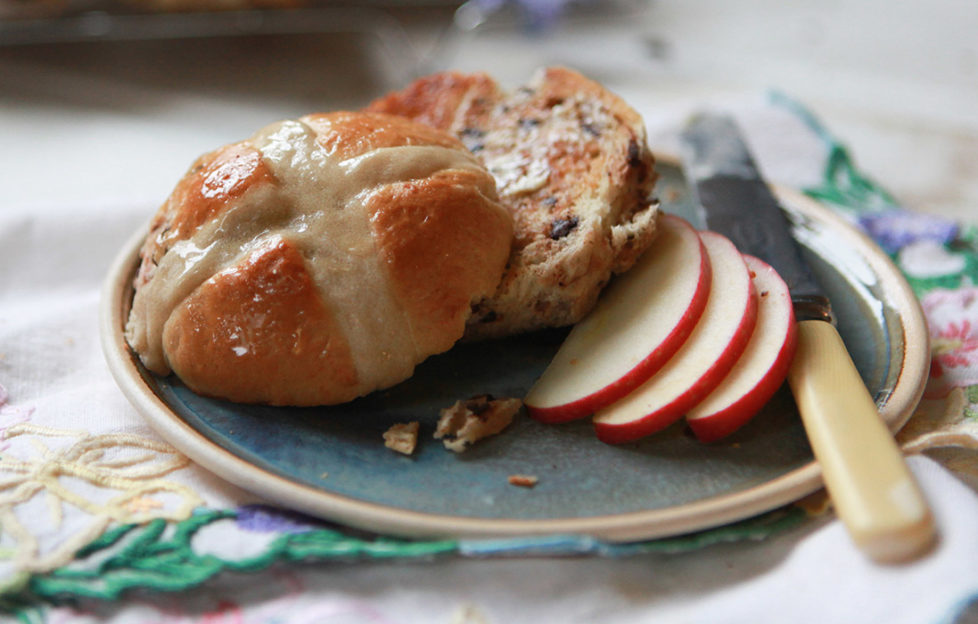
[[679, 113, 935, 563]]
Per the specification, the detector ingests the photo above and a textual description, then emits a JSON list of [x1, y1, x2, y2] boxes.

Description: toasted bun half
[[368, 67, 659, 339]]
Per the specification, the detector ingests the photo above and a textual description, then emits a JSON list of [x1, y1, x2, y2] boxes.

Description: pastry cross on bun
[[367, 66, 659, 339], [125, 111, 513, 406]]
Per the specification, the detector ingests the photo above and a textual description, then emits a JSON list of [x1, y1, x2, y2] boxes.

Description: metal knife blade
[[679, 113, 832, 323]]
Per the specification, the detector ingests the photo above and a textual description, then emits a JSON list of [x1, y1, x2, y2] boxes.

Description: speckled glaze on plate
[[100, 159, 929, 542]]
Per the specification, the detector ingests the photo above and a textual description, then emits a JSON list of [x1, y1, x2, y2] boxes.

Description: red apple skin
[[686, 256, 798, 443], [593, 232, 759, 444], [527, 215, 712, 424]]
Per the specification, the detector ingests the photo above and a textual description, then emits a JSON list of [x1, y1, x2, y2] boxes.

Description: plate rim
[[99, 177, 930, 543]]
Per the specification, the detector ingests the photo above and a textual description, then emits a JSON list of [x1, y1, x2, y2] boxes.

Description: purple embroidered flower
[[858, 210, 959, 255], [234, 504, 325, 534]]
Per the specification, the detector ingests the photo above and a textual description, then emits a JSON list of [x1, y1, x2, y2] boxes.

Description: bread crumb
[[507, 474, 538, 488], [435, 395, 522, 453], [383, 421, 420, 455]]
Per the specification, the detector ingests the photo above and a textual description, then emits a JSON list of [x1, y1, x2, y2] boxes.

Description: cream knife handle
[[788, 320, 935, 563]]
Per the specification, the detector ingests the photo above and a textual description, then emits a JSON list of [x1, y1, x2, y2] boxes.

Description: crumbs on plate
[[435, 395, 523, 453], [383, 421, 420, 455], [507, 474, 539, 488]]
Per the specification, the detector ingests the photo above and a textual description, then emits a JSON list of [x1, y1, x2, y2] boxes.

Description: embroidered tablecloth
[[1, 91, 977, 622]]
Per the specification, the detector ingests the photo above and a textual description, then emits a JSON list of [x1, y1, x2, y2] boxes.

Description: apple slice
[[525, 214, 712, 423], [685, 255, 798, 443], [593, 231, 758, 444]]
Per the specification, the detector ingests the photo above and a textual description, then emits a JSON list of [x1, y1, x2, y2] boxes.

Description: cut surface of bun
[[367, 67, 659, 339]]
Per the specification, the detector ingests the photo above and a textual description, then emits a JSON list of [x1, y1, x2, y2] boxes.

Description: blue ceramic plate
[[100, 159, 929, 541]]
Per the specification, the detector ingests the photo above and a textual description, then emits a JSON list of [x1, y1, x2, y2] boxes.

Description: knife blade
[[679, 113, 935, 563]]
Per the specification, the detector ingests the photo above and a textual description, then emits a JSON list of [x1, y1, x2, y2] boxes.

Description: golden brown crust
[[127, 111, 512, 406], [162, 238, 360, 406], [366, 167, 513, 355], [134, 141, 276, 288], [302, 110, 466, 158], [366, 72, 500, 132], [367, 66, 659, 339]]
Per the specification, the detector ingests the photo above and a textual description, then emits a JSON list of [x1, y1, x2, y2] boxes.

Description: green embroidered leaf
[[805, 144, 899, 215], [13, 509, 458, 604], [965, 387, 978, 420], [5, 503, 808, 608]]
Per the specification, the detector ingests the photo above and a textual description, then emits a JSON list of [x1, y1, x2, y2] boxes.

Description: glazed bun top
[[126, 111, 513, 406]]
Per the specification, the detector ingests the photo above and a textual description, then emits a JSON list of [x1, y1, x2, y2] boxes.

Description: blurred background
[[1, 0, 976, 222]]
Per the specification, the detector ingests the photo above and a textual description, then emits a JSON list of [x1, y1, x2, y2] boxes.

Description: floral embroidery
[[234, 504, 327, 534], [898, 240, 969, 282], [125, 496, 165, 515], [900, 388, 978, 453], [920, 287, 978, 399], [0, 422, 203, 574], [802, 142, 898, 216], [0, 504, 803, 613], [8, 509, 457, 605], [858, 210, 959, 255]]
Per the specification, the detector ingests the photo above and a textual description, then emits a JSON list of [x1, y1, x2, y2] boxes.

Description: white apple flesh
[[525, 214, 712, 423], [685, 255, 798, 443], [593, 231, 758, 444]]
